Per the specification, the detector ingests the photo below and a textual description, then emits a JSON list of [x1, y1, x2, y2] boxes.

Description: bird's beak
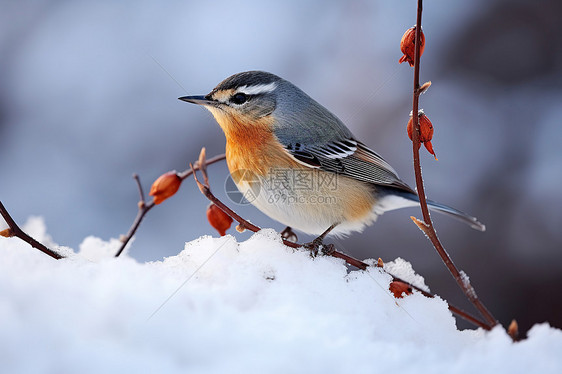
[[178, 95, 217, 106]]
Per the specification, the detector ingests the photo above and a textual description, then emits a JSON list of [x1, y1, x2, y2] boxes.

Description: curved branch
[[115, 153, 226, 257], [409, 0, 497, 327], [0, 201, 64, 260]]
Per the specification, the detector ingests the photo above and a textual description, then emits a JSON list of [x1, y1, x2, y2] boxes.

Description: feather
[[280, 136, 414, 193]]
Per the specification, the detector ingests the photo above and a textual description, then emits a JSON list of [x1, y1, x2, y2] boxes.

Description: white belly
[[231, 171, 404, 236]]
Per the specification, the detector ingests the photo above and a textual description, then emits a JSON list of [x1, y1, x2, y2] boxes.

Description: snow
[[1, 218, 561, 373], [0, 217, 7, 231], [459, 270, 477, 300]]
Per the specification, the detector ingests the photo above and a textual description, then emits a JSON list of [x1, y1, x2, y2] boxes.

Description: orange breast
[[216, 113, 300, 178]]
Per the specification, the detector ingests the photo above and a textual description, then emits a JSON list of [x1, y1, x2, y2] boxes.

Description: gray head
[[179, 71, 282, 120], [179, 70, 352, 142]]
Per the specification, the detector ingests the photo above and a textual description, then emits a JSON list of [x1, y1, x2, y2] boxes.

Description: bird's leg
[[280, 226, 298, 243], [303, 223, 338, 257]]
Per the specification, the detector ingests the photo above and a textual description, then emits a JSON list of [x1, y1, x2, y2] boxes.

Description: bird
[[179, 71, 484, 245]]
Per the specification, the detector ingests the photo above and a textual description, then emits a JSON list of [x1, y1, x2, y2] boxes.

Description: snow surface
[[1, 218, 561, 373]]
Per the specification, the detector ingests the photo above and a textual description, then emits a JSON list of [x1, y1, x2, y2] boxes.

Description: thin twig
[[409, 0, 497, 327], [133, 173, 146, 203], [190, 148, 491, 330], [0, 201, 64, 260], [114, 173, 154, 257], [115, 199, 154, 257], [190, 161, 261, 233], [178, 153, 226, 181], [115, 154, 226, 257]]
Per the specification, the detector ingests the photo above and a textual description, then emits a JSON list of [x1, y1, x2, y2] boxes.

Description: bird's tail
[[424, 198, 486, 231], [378, 187, 486, 231]]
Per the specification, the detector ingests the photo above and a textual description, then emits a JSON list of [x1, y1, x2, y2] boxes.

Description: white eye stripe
[[236, 82, 278, 96]]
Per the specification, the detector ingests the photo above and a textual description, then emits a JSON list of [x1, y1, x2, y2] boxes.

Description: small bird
[[180, 71, 484, 243]]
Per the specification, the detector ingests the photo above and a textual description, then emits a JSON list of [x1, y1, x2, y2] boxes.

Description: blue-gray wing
[[270, 79, 413, 192], [280, 137, 415, 193]]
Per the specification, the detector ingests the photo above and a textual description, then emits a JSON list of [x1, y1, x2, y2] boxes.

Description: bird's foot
[[303, 238, 335, 257], [280, 226, 298, 243], [302, 223, 339, 257], [321, 243, 336, 256], [303, 237, 321, 257]]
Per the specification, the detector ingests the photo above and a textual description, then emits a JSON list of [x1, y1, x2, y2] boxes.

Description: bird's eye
[[231, 93, 248, 105]]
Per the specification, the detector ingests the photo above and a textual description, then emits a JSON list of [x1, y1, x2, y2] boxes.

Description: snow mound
[[0, 218, 560, 373]]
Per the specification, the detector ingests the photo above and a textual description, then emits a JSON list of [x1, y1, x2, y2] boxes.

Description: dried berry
[[508, 319, 519, 341], [0, 228, 14, 238], [149, 171, 182, 205], [399, 26, 425, 67], [407, 111, 437, 160], [389, 281, 413, 298], [207, 203, 233, 236]]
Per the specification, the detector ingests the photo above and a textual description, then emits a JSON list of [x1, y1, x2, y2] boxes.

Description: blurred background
[[1, 0, 561, 335]]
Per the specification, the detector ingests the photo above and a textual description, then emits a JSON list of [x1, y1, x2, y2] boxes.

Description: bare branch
[[115, 153, 226, 257], [0, 201, 64, 260], [133, 173, 146, 204], [408, 0, 498, 328]]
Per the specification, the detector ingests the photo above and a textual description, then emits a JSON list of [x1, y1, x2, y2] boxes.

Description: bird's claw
[[280, 226, 298, 243], [303, 238, 334, 258]]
